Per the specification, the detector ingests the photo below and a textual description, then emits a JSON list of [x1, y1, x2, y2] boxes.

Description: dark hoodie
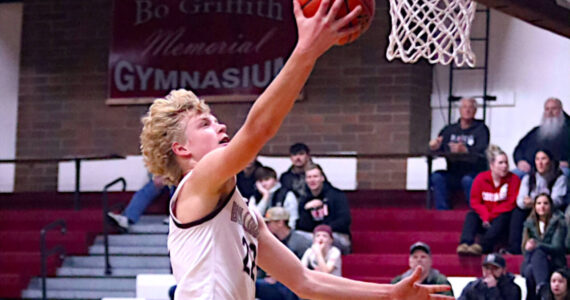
[[296, 181, 351, 235], [458, 272, 521, 300], [514, 114, 569, 165], [435, 119, 490, 173]]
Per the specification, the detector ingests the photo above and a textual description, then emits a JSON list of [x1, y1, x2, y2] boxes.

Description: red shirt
[[470, 170, 521, 222]]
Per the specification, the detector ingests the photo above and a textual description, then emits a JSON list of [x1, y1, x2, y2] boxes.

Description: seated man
[[250, 166, 299, 229], [256, 207, 312, 300], [280, 143, 312, 199], [391, 242, 454, 297], [513, 97, 569, 178], [107, 173, 172, 232], [300, 225, 342, 277], [296, 164, 352, 254], [264, 207, 312, 259], [458, 253, 521, 300], [429, 98, 490, 210]]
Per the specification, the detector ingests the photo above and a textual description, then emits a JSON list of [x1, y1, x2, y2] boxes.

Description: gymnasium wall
[[12, 0, 432, 192]]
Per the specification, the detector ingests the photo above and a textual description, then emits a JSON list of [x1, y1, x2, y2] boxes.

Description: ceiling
[[474, 0, 570, 38]]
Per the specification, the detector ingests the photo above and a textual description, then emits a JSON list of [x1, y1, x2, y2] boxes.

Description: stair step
[[93, 234, 167, 246], [0, 230, 89, 253], [0, 273, 28, 298], [350, 208, 468, 230], [57, 267, 171, 277], [0, 252, 61, 275], [27, 277, 136, 291], [351, 231, 461, 254], [342, 254, 524, 278], [21, 288, 135, 299], [89, 245, 168, 255], [63, 255, 171, 268]]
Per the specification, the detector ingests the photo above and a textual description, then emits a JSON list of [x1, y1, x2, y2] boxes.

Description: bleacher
[[0, 189, 543, 299]]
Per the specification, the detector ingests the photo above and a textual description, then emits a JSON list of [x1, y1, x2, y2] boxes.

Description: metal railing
[[102, 177, 127, 275], [40, 219, 67, 300]]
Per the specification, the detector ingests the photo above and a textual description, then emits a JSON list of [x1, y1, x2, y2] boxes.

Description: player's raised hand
[[391, 266, 454, 300], [292, 0, 362, 60]]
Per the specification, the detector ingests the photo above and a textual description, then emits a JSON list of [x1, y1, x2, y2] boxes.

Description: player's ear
[[172, 141, 191, 157]]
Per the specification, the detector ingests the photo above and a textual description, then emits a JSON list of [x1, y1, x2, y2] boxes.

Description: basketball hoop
[[386, 0, 477, 67]]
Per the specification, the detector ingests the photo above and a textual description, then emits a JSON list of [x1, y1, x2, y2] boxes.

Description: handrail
[[102, 177, 127, 276], [0, 154, 125, 210], [40, 219, 67, 300]]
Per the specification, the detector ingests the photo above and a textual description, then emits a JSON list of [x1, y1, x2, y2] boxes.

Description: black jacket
[[435, 119, 490, 174], [458, 273, 521, 300], [514, 121, 569, 165], [296, 182, 351, 235], [280, 168, 307, 199]]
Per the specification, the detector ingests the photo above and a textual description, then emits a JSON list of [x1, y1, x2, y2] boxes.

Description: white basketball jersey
[[168, 172, 259, 300]]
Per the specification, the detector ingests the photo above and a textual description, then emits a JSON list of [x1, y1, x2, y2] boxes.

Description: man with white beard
[[513, 98, 569, 178]]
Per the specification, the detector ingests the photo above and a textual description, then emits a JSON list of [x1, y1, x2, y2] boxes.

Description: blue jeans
[[256, 279, 298, 300], [431, 170, 475, 210], [123, 178, 171, 224]]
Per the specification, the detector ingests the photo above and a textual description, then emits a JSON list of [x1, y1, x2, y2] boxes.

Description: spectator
[[457, 145, 521, 255], [458, 253, 521, 300], [429, 98, 490, 210], [107, 174, 173, 232], [391, 242, 454, 297], [522, 193, 567, 300], [256, 207, 313, 300], [508, 149, 567, 254], [300, 225, 342, 277], [513, 98, 569, 178], [250, 166, 299, 229], [540, 268, 570, 300], [237, 158, 263, 199], [280, 143, 311, 198], [264, 206, 312, 259], [296, 164, 352, 254]]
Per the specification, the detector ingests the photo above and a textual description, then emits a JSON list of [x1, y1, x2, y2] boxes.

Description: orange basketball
[[299, 0, 375, 45]]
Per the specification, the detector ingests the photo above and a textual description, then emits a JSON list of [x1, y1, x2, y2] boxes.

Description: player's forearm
[[298, 269, 393, 300]]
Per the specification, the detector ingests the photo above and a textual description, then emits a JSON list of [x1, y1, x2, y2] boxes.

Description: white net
[[386, 0, 478, 67]]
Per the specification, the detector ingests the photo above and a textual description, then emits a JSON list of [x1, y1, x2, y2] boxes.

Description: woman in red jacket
[[457, 145, 522, 255]]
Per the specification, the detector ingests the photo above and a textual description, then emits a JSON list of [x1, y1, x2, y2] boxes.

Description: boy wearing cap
[[301, 225, 342, 277], [251, 166, 299, 229], [264, 207, 312, 259], [392, 242, 454, 297], [280, 143, 312, 198], [458, 253, 521, 300]]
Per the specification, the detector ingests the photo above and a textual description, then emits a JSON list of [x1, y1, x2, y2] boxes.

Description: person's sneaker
[[456, 243, 469, 255], [467, 243, 482, 256], [107, 212, 129, 233]]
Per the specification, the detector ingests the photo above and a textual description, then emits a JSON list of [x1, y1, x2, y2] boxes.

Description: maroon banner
[[108, 0, 297, 101]]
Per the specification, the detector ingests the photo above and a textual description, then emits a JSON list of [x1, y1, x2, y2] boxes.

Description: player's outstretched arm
[[190, 0, 363, 193], [256, 213, 453, 300]]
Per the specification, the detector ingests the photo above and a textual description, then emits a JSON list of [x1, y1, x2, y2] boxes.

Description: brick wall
[[15, 0, 432, 191]]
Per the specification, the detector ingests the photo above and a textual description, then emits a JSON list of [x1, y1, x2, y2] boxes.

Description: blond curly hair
[[140, 89, 210, 186]]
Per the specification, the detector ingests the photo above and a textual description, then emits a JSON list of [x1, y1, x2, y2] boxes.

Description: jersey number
[[241, 237, 257, 280]]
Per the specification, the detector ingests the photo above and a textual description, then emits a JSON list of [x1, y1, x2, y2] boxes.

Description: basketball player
[[140, 0, 453, 299]]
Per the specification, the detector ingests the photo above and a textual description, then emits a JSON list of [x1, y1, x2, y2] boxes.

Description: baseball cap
[[409, 241, 431, 255], [313, 224, 333, 239], [482, 253, 506, 268], [264, 207, 290, 222]]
